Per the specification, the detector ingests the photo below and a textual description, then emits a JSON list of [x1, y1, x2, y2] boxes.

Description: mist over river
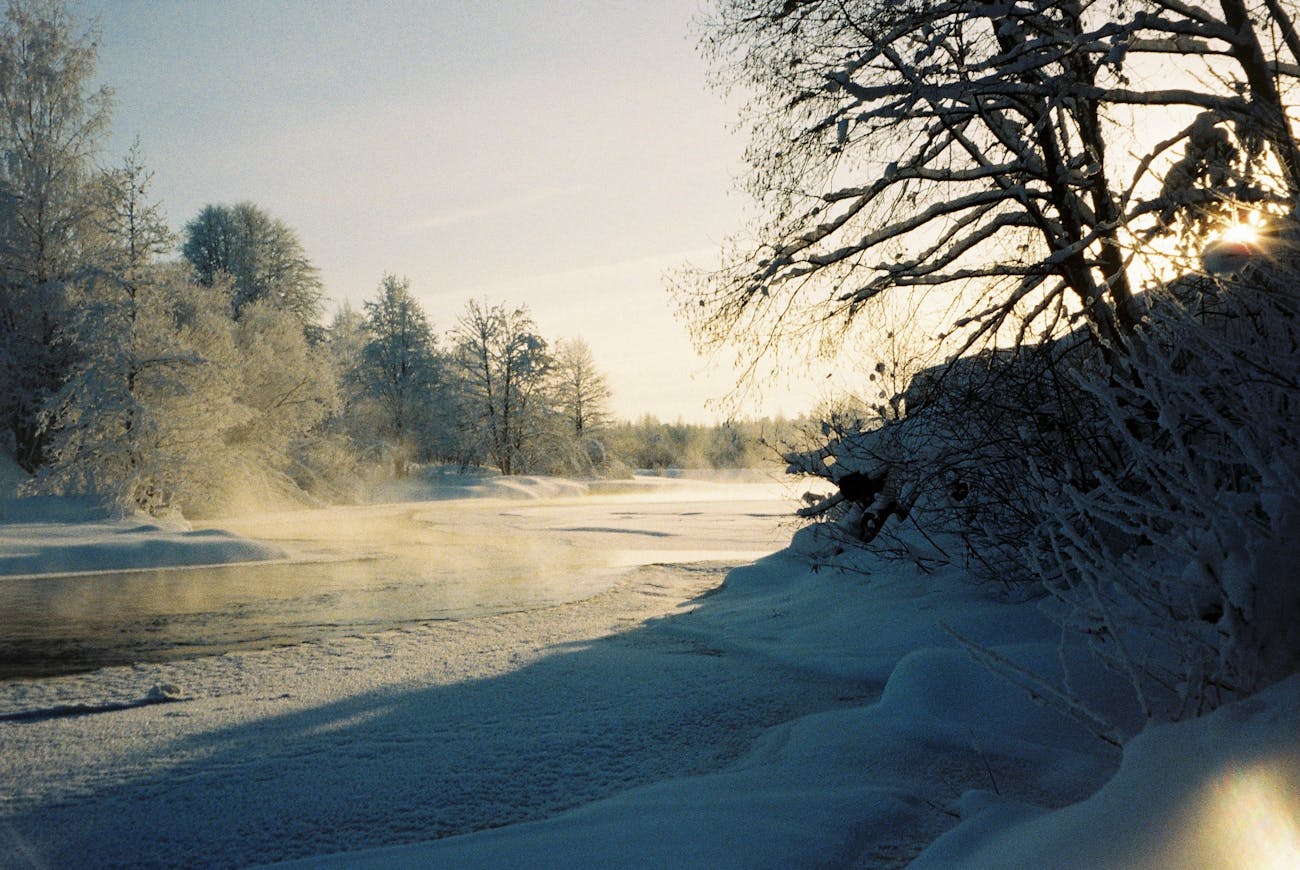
[[0, 476, 798, 679]]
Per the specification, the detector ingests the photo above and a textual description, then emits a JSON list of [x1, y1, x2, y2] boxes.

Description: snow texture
[[0, 474, 1295, 868]]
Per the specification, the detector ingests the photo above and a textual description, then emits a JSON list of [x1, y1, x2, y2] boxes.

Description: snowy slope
[[913, 673, 1300, 869], [0, 476, 1296, 868], [0, 516, 285, 576], [0, 453, 285, 576], [273, 546, 1128, 868], [278, 533, 1298, 869]]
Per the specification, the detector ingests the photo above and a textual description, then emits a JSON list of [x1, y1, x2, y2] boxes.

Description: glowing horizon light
[[1203, 213, 1268, 274]]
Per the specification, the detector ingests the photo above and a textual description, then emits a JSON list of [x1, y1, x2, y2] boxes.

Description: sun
[[1201, 212, 1270, 274], [1220, 219, 1262, 246]]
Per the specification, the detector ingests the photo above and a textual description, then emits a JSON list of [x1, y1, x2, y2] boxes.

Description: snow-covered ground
[[0, 472, 1296, 868]]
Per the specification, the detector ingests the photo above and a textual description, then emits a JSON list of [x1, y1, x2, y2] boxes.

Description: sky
[[75, 0, 830, 422]]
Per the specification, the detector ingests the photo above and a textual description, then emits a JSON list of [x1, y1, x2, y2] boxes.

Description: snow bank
[[1, 478, 1295, 868], [913, 673, 1300, 869], [276, 548, 1128, 868], [0, 507, 285, 576], [282, 537, 1295, 868], [366, 467, 788, 505], [368, 467, 592, 503]]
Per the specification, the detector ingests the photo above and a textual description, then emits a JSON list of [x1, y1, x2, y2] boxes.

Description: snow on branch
[[681, 0, 1300, 404]]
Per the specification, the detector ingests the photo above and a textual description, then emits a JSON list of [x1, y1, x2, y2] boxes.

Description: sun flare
[[1220, 218, 1262, 246], [1195, 762, 1300, 870]]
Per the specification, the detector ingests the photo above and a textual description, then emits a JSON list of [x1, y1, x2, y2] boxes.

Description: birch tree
[[37, 148, 181, 511], [450, 300, 550, 474], [0, 0, 111, 470], [535, 337, 614, 474], [549, 338, 611, 438]]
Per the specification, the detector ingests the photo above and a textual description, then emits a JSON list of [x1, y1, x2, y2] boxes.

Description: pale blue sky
[[77, 0, 827, 421]]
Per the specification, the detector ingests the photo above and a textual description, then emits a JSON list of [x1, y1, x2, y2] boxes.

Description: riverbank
[[1, 475, 1296, 868], [0, 554, 870, 867], [0, 472, 793, 679]]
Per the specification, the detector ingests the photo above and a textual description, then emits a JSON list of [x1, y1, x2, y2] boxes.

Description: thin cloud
[[402, 185, 585, 232]]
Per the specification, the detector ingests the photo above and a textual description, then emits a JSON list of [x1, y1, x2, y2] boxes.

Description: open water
[[0, 480, 795, 678]]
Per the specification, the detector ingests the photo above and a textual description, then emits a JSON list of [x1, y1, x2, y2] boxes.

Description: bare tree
[[450, 300, 550, 475], [690, 0, 1300, 725], [549, 338, 612, 438], [680, 0, 1300, 373], [533, 337, 615, 475]]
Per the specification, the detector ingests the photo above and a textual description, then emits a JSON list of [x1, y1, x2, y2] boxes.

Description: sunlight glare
[[1220, 218, 1262, 246], [1202, 212, 1268, 274], [1194, 761, 1300, 870]]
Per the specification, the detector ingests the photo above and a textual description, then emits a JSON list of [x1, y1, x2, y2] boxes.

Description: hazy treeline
[[0, 2, 780, 516], [327, 284, 619, 483], [605, 416, 795, 471]]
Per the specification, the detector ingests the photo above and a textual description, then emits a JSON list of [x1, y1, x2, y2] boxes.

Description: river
[[0, 476, 799, 679]]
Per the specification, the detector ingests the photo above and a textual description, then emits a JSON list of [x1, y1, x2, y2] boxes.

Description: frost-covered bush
[[791, 260, 1300, 732], [38, 270, 340, 518], [1029, 266, 1300, 723], [788, 333, 1119, 577], [37, 268, 250, 515]]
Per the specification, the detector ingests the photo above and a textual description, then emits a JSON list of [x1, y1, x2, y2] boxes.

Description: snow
[[0, 514, 285, 577], [0, 450, 285, 577], [0, 471, 1296, 868], [912, 673, 1300, 869]]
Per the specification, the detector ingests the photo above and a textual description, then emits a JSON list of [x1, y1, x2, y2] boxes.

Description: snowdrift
[[0, 474, 1295, 868]]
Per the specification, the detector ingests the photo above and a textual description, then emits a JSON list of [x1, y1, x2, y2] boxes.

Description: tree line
[[0, 0, 611, 513], [0, 1, 784, 517], [330, 284, 616, 483]]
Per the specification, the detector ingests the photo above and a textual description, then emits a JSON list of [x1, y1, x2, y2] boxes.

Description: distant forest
[[0, 2, 786, 518]]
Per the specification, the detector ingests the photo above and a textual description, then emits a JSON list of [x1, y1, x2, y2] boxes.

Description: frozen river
[[0, 476, 799, 678]]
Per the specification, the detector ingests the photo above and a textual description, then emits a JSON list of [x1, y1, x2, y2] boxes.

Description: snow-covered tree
[[1001, 255, 1300, 730], [36, 147, 180, 512], [224, 299, 337, 491], [39, 265, 250, 513], [449, 300, 550, 474], [181, 202, 323, 326], [534, 337, 614, 475], [685, 1, 1300, 722], [549, 338, 611, 438], [44, 281, 336, 516], [95, 142, 173, 278], [682, 0, 1300, 369], [324, 301, 369, 433], [0, 0, 111, 470], [356, 274, 442, 476]]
